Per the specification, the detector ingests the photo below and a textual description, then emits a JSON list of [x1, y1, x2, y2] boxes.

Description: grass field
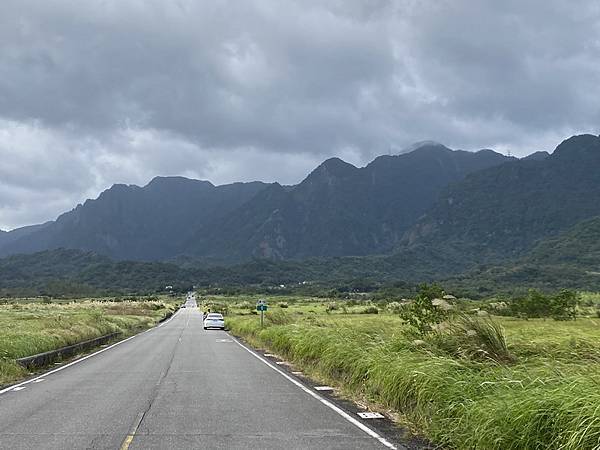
[[0, 297, 179, 386], [215, 295, 600, 450]]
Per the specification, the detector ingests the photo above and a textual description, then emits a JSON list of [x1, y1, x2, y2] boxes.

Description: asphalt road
[[0, 297, 395, 449]]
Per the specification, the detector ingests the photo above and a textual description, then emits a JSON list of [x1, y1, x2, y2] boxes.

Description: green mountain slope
[[188, 144, 511, 261], [1, 216, 599, 296], [447, 216, 600, 294], [401, 134, 600, 274]]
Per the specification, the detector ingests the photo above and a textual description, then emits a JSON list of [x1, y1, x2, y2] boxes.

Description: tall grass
[[0, 300, 176, 386], [443, 314, 514, 362], [227, 312, 600, 449]]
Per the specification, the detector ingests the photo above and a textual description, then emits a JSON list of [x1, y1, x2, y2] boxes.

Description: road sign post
[[256, 300, 268, 327]]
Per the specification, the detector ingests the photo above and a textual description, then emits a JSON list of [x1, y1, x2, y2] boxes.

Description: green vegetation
[[221, 293, 600, 450], [398, 284, 448, 336], [0, 297, 177, 386], [405, 135, 600, 276], [497, 289, 580, 320], [448, 217, 600, 296], [1, 137, 599, 300], [2, 214, 600, 299]]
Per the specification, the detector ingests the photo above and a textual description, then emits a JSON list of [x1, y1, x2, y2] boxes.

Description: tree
[[510, 290, 552, 319], [399, 284, 447, 336], [510, 289, 579, 320], [550, 290, 579, 320]]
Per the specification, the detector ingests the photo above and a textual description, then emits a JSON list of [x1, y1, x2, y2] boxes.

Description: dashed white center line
[[33, 379, 45, 383]]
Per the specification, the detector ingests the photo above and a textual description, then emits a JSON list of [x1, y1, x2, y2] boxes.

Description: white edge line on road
[[230, 336, 397, 450], [0, 309, 181, 396]]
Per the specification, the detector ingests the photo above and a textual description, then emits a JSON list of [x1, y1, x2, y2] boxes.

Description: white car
[[203, 313, 225, 330]]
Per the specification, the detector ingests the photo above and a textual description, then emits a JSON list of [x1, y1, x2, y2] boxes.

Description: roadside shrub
[[325, 302, 339, 313], [509, 289, 579, 320], [360, 306, 379, 314], [550, 290, 579, 320], [386, 301, 404, 314], [150, 301, 167, 310], [235, 301, 253, 310], [136, 301, 167, 311], [278, 302, 289, 308], [446, 314, 514, 363], [266, 310, 292, 325], [202, 302, 229, 316], [399, 284, 448, 336], [486, 301, 509, 315]]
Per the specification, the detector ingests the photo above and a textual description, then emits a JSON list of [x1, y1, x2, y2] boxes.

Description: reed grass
[[0, 300, 176, 386], [227, 310, 600, 449]]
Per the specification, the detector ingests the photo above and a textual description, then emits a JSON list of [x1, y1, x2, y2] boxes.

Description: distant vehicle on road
[[203, 313, 225, 330]]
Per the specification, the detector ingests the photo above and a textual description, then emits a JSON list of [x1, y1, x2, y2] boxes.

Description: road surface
[[0, 297, 395, 449]]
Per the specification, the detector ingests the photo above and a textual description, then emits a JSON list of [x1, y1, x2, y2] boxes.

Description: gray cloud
[[1, 0, 599, 229]]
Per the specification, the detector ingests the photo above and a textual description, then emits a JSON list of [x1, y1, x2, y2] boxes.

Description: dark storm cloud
[[0, 0, 599, 229], [0, 0, 398, 153]]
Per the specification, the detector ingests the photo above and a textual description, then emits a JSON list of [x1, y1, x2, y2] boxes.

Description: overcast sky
[[1, 0, 599, 229]]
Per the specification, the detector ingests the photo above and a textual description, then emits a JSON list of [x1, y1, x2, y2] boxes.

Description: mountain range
[[1, 134, 599, 293], [0, 179, 267, 260], [0, 142, 513, 261]]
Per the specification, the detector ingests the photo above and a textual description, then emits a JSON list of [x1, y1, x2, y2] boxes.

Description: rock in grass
[[432, 298, 453, 310]]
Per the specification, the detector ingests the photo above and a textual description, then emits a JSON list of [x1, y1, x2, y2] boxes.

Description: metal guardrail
[[16, 332, 121, 369], [15, 308, 178, 370]]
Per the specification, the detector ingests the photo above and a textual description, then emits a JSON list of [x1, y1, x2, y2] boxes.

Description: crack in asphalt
[[123, 312, 188, 443]]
